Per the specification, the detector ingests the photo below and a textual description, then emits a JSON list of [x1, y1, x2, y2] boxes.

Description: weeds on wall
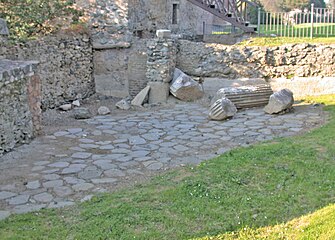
[[0, 0, 85, 41]]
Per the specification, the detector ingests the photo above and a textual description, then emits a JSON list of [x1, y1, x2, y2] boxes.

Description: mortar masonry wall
[[177, 40, 335, 79], [0, 60, 41, 155], [0, 34, 94, 110]]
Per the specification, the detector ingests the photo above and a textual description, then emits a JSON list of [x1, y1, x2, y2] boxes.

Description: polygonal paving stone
[[43, 180, 63, 188], [71, 152, 92, 159], [7, 195, 30, 205], [78, 168, 102, 180], [72, 183, 94, 192], [128, 136, 146, 145], [61, 164, 87, 174], [48, 162, 70, 168], [26, 180, 41, 190], [145, 162, 164, 171], [53, 186, 73, 197], [93, 160, 117, 170], [43, 174, 61, 181], [131, 150, 150, 158], [0, 191, 17, 200], [99, 145, 115, 150], [64, 177, 86, 185], [79, 138, 95, 143], [54, 131, 69, 137], [67, 128, 83, 134], [33, 192, 54, 203], [104, 169, 126, 177]]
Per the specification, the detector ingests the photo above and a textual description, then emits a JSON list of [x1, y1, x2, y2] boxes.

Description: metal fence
[[258, 4, 335, 38]]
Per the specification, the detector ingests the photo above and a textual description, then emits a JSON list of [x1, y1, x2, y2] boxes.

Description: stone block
[[148, 82, 170, 104], [209, 98, 237, 121], [131, 86, 150, 106], [156, 30, 171, 39], [264, 89, 294, 114], [170, 68, 204, 101]]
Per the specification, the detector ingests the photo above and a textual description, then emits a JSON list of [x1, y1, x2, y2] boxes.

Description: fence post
[[310, 3, 314, 39], [258, 7, 261, 36]]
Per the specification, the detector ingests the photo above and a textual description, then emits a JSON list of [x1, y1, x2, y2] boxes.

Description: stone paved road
[[0, 103, 325, 220]]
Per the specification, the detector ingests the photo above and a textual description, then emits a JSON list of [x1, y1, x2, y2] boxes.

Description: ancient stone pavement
[[0, 103, 325, 220]]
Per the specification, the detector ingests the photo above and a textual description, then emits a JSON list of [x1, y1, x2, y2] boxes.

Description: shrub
[[0, 0, 84, 40]]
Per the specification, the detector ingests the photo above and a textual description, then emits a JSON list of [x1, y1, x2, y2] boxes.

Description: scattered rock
[[98, 106, 111, 115], [59, 104, 72, 111], [131, 86, 150, 106], [72, 100, 80, 107], [73, 107, 92, 119], [209, 98, 237, 121], [170, 68, 204, 101], [264, 89, 294, 114], [116, 99, 131, 110]]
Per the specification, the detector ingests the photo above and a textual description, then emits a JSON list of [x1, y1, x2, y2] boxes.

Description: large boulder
[[170, 68, 204, 101], [264, 89, 294, 114], [209, 98, 237, 121]]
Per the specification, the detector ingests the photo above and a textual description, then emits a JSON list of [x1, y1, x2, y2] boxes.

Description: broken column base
[[148, 82, 169, 104]]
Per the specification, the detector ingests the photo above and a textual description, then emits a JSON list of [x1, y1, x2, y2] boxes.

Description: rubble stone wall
[[0, 34, 94, 110], [177, 40, 335, 79], [0, 60, 41, 155]]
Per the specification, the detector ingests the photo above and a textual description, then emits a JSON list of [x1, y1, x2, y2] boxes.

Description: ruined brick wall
[[0, 60, 41, 155], [177, 40, 335, 79], [0, 34, 94, 110]]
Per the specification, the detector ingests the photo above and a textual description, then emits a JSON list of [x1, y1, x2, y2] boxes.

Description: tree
[[259, 0, 326, 12]]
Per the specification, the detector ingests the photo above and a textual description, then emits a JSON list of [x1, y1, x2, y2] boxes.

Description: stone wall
[[0, 60, 41, 155], [129, 0, 229, 38], [177, 40, 335, 79], [93, 39, 148, 97], [0, 34, 94, 110], [146, 35, 177, 103], [88, 0, 132, 49]]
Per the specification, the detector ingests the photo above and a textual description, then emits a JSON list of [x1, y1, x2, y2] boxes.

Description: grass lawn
[[258, 23, 335, 38], [0, 95, 335, 239], [238, 36, 335, 46]]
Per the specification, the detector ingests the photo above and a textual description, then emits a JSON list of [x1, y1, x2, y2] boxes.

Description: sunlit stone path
[[0, 103, 325, 220]]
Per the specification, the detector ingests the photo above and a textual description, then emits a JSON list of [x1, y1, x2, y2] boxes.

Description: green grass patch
[[258, 23, 335, 38], [0, 95, 335, 239], [239, 37, 335, 46], [194, 204, 335, 240]]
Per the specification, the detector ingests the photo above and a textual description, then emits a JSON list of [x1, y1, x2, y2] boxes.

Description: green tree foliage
[[259, 0, 326, 12], [0, 0, 83, 40]]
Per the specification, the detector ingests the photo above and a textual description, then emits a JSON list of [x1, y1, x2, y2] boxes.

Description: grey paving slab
[[0, 102, 326, 219]]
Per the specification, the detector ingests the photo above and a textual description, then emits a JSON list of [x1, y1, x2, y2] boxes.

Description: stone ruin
[[0, 0, 335, 154]]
